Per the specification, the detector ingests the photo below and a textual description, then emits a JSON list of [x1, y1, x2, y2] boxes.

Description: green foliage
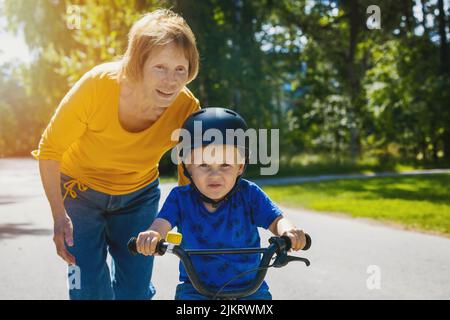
[[263, 174, 450, 234], [0, 0, 449, 171]]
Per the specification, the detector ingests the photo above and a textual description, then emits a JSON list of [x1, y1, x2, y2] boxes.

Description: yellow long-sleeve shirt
[[32, 62, 199, 196]]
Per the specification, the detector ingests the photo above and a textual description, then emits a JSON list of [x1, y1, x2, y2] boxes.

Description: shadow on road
[[0, 196, 35, 205], [0, 223, 52, 240]]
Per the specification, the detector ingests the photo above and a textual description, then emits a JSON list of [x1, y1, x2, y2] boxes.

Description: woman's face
[[142, 42, 189, 108]]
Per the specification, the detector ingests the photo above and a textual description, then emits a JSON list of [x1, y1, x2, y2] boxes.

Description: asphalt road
[[1, 158, 449, 299]]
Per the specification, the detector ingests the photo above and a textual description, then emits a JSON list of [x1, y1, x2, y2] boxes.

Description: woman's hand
[[136, 230, 162, 256], [282, 228, 307, 251], [53, 213, 76, 265]]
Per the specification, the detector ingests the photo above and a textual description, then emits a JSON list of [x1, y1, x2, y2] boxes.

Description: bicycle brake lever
[[273, 254, 310, 268]]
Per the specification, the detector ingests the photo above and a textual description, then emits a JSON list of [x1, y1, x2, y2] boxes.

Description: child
[[136, 108, 307, 300]]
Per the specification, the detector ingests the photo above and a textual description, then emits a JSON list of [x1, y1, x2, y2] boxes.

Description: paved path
[[1, 158, 449, 299], [253, 169, 450, 186]]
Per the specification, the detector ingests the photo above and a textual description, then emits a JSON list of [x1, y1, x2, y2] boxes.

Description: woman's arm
[[39, 159, 76, 265], [33, 71, 98, 264], [39, 159, 65, 218]]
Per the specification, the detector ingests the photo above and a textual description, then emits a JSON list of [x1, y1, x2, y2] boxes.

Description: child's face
[[186, 145, 245, 201]]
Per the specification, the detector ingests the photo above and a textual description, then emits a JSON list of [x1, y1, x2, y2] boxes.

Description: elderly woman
[[32, 9, 200, 300]]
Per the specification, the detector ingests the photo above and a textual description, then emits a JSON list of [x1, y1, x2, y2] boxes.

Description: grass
[[245, 156, 449, 179], [160, 153, 450, 181], [160, 161, 434, 182], [262, 174, 450, 235], [158, 176, 177, 183]]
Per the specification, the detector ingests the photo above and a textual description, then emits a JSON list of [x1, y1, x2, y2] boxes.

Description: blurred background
[[0, 0, 450, 299], [1, 0, 449, 170]]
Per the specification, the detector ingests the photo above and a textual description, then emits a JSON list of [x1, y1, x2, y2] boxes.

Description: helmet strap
[[181, 162, 246, 208]]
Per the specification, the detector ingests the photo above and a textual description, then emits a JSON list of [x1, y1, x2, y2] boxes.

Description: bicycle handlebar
[[127, 234, 311, 299], [128, 233, 311, 255]]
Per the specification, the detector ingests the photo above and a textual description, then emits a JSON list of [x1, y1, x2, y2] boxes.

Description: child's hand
[[136, 230, 162, 256], [282, 228, 307, 251]]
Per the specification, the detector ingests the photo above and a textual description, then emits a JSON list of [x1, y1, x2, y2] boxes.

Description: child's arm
[[136, 218, 172, 256], [248, 182, 308, 251], [268, 216, 307, 251]]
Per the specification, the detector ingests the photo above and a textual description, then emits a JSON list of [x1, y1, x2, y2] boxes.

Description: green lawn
[[263, 174, 450, 235], [158, 176, 177, 184]]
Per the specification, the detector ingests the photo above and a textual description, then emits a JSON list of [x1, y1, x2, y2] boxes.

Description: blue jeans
[[175, 283, 272, 300], [61, 173, 160, 300]]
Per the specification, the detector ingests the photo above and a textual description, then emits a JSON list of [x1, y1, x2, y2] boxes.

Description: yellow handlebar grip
[[166, 231, 182, 245]]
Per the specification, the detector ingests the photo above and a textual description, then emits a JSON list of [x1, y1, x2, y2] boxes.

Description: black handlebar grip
[[303, 234, 312, 251], [127, 237, 138, 255], [156, 239, 168, 255], [281, 233, 312, 251], [128, 237, 168, 256]]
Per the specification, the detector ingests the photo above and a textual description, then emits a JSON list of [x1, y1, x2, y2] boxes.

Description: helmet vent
[[225, 110, 237, 116], [193, 109, 206, 117]]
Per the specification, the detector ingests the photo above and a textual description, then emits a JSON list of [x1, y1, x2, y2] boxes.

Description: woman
[[32, 9, 200, 300]]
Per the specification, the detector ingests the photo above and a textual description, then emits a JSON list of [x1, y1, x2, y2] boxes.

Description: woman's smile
[[156, 89, 175, 99]]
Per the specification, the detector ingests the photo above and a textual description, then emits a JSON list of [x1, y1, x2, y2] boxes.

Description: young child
[[136, 108, 307, 300]]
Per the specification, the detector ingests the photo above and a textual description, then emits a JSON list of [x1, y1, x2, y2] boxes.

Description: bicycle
[[127, 232, 312, 300]]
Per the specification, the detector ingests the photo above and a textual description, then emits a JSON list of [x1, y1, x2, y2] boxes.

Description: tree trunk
[[437, 0, 450, 161], [437, 0, 449, 75], [420, 0, 428, 34], [347, 0, 361, 163], [402, 0, 413, 33]]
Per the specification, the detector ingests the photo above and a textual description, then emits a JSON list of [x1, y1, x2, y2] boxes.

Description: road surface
[[1, 158, 449, 299]]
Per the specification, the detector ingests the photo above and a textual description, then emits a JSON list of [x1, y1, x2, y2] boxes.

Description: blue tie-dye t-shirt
[[157, 179, 282, 291]]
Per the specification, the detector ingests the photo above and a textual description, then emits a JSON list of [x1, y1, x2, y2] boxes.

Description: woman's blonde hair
[[118, 9, 199, 84]]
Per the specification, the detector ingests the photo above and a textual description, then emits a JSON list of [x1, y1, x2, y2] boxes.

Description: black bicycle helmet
[[179, 107, 249, 207]]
